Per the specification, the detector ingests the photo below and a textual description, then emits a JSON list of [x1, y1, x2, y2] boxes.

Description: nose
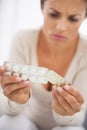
[[56, 19, 67, 31]]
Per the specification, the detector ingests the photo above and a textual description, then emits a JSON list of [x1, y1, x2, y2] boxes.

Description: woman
[[0, 0, 87, 130]]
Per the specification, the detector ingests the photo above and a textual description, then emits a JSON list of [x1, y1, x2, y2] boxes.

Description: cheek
[[68, 23, 82, 36], [43, 19, 53, 34], [43, 14, 55, 30]]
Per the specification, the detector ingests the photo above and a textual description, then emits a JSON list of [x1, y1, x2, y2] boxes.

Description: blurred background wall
[[0, 0, 87, 64]]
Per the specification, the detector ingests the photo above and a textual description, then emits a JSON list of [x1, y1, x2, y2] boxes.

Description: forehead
[[44, 0, 86, 14]]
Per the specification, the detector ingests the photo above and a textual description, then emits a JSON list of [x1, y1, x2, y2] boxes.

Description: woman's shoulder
[[78, 33, 87, 54], [14, 28, 40, 42], [11, 28, 41, 49], [76, 34, 87, 67]]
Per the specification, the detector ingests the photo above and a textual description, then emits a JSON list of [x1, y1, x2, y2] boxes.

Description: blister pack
[[4, 62, 70, 86], [45, 70, 70, 86]]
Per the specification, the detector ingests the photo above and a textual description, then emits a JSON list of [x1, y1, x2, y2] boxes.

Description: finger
[[63, 85, 84, 104], [52, 91, 59, 103], [52, 91, 67, 116], [0, 66, 7, 75], [52, 89, 75, 114], [56, 87, 81, 112], [1, 75, 22, 87], [3, 80, 30, 96], [8, 86, 30, 103]]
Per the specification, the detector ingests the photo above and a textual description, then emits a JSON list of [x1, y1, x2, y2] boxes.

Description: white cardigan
[[0, 29, 87, 129]]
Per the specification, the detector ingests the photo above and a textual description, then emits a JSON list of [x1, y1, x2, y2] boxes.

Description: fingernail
[[53, 86, 57, 91], [64, 85, 70, 90], [24, 81, 30, 85], [16, 77, 21, 81], [57, 87, 63, 92], [3, 72, 11, 76]]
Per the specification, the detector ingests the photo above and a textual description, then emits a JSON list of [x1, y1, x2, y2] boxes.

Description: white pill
[[29, 67, 37, 75], [13, 65, 19, 72], [29, 76, 37, 82], [21, 67, 28, 74], [38, 77, 48, 83], [5, 63, 11, 70], [21, 74, 28, 81], [38, 68, 48, 76], [13, 73, 19, 77]]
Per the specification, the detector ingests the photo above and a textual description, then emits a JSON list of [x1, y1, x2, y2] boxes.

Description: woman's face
[[42, 0, 86, 45]]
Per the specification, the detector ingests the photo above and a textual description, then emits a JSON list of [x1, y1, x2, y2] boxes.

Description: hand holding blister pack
[[4, 62, 70, 87]]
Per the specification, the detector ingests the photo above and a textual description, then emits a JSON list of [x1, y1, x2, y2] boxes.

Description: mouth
[[52, 34, 66, 40]]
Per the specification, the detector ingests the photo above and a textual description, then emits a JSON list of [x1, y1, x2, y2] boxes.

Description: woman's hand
[[52, 85, 84, 116], [0, 66, 31, 104]]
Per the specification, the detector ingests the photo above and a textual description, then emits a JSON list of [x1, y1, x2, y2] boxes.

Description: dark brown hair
[[41, 0, 87, 17], [41, 0, 46, 7]]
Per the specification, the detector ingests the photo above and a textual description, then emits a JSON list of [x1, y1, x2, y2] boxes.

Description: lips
[[52, 34, 66, 40]]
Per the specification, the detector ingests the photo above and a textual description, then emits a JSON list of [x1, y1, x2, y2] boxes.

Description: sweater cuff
[[52, 107, 86, 126], [7, 100, 29, 115]]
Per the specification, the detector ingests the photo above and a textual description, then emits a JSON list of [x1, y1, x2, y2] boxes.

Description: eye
[[48, 13, 60, 18], [68, 17, 79, 22]]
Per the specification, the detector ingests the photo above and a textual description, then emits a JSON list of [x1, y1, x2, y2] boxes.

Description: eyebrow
[[49, 8, 61, 14], [49, 8, 81, 17]]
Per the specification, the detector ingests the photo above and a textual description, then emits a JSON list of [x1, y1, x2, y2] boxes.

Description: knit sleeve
[[0, 88, 28, 115]]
